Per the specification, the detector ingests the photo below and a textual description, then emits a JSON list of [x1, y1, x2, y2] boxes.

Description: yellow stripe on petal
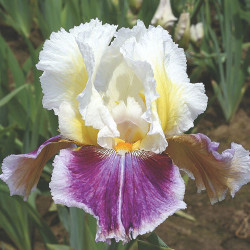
[[132, 140, 141, 150], [58, 102, 98, 146], [154, 65, 183, 135]]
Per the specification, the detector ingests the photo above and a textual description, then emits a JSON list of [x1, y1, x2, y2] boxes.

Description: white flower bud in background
[[190, 22, 204, 44], [151, 0, 177, 28]]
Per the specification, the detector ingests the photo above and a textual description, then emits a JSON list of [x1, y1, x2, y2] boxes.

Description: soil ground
[[1, 23, 250, 250]]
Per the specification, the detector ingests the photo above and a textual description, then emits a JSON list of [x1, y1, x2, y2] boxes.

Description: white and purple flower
[[1, 19, 250, 243]]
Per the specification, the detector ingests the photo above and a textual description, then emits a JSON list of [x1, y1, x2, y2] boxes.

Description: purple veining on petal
[[50, 146, 186, 243], [0, 135, 73, 200], [70, 147, 123, 239], [121, 151, 185, 239]]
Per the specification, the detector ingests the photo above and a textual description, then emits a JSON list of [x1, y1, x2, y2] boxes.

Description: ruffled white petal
[[228, 143, 250, 197], [167, 82, 207, 136], [86, 88, 120, 149], [76, 20, 117, 118], [93, 20, 206, 152], [119, 22, 207, 137], [113, 98, 149, 140], [120, 41, 167, 152], [36, 28, 87, 115], [74, 21, 119, 149], [92, 22, 168, 153], [111, 20, 147, 50], [37, 20, 117, 145]]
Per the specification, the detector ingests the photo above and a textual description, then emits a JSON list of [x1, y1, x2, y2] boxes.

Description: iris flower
[[1, 19, 250, 243]]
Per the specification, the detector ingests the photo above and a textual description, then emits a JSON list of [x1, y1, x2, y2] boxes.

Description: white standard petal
[[73, 20, 119, 149], [92, 24, 167, 153], [37, 20, 118, 145], [111, 97, 149, 143], [119, 36, 168, 153], [89, 47, 148, 148], [120, 23, 208, 137], [76, 20, 118, 119], [36, 28, 87, 115]]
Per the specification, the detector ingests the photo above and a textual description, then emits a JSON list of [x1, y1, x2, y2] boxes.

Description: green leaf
[[137, 0, 160, 27], [0, 34, 26, 87], [126, 241, 138, 250], [0, 182, 31, 250], [137, 240, 173, 250], [46, 244, 73, 250], [57, 205, 108, 250], [69, 207, 85, 249], [0, 183, 57, 248], [0, 34, 28, 110], [0, 0, 32, 37], [0, 84, 28, 108], [239, 10, 250, 22], [7, 99, 28, 130], [138, 233, 172, 250], [175, 211, 196, 221], [36, 0, 63, 38], [199, 0, 246, 121], [57, 205, 70, 233]]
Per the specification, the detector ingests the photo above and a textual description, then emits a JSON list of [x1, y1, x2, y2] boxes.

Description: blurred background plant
[[0, 0, 249, 249]]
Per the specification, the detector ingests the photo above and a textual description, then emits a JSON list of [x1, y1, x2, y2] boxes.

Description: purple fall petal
[[50, 146, 186, 243], [166, 133, 250, 204], [0, 136, 73, 200]]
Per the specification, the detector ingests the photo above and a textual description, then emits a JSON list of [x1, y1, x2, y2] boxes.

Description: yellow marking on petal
[[115, 142, 133, 152], [58, 55, 99, 146], [58, 139, 72, 143], [72, 62, 99, 146], [131, 130, 144, 142], [132, 140, 141, 150], [72, 146, 83, 151], [114, 138, 126, 145], [154, 65, 183, 134], [60, 108, 98, 146], [139, 92, 146, 105], [69, 56, 89, 110], [114, 138, 141, 153]]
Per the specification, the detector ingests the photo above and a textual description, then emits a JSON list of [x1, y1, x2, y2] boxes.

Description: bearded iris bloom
[[1, 19, 250, 243]]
